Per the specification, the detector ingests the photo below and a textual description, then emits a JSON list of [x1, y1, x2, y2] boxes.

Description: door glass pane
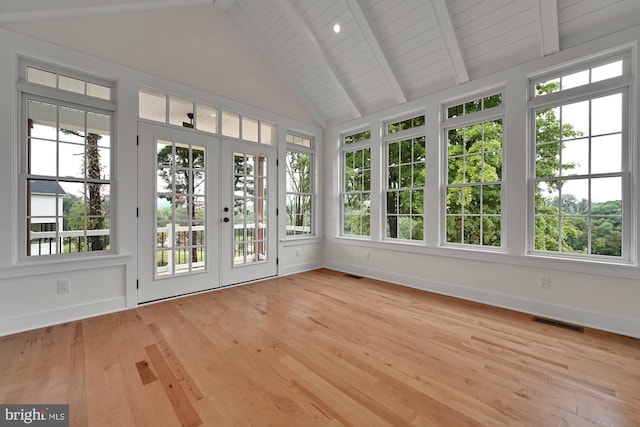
[[155, 139, 206, 277], [232, 153, 268, 266]]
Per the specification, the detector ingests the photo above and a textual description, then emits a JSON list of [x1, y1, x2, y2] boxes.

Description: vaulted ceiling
[[2, 0, 640, 128]]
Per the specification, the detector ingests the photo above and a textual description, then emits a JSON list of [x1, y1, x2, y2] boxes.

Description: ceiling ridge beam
[[0, 0, 215, 24], [431, 0, 469, 85], [346, 0, 407, 106], [538, 0, 560, 56], [277, 0, 362, 120], [226, 5, 328, 128]]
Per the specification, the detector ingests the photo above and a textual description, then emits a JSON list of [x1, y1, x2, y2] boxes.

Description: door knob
[[223, 217, 230, 223]]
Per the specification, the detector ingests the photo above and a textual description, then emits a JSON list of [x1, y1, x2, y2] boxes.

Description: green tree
[[344, 148, 371, 236], [61, 129, 108, 251]]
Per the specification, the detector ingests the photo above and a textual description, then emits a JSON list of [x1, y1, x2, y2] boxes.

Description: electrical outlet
[[538, 275, 551, 289], [295, 247, 300, 257], [58, 279, 71, 293], [364, 251, 370, 261]]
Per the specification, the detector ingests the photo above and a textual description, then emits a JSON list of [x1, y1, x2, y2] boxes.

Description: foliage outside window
[[385, 114, 426, 241], [342, 130, 371, 237], [445, 94, 503, 247], [531, 57, 628, 258], [447, 93, 502, 119], [22, 62, 114, 257], [286, 133, 314, 236], [156, 141, 206, 276]]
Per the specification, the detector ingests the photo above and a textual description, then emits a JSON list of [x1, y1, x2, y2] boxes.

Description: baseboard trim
[[324, 261, 640, 339], [279, 261, 324, 277], [0, 297, 127, 337]]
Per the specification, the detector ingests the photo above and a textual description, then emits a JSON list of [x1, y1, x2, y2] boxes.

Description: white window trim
[[441, 90, 506, 251], [18, 59, 116, 261], [340, 130, 372, 239], [285, 132, 316, 239], [527, 53, 633, 263], [382, 121, 427, 243]]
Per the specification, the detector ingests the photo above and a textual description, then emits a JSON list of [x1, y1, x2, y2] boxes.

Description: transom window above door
[[138, 87, 276, 145]]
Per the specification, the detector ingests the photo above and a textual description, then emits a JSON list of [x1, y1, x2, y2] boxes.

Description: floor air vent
[[344, 273, 363, 279], [533, 316, 584, 333]]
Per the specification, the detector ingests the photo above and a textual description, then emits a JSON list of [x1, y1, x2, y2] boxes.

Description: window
[[286, 133, 314, 236], [444, 93, 503, 247], [156, 141, 206, 276], [529, 55, 630, 258], [385, 114, 426, 241], [138, 89, 276, 145], [21, 60, 114, 257], [342, 130, 371, 237]]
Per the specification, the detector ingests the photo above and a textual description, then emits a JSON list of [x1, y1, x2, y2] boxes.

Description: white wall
[[324, 26, 640, 339], [0, 27, 323, 336]]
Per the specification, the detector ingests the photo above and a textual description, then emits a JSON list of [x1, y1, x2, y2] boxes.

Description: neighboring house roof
[[30, 180, 66, 195]]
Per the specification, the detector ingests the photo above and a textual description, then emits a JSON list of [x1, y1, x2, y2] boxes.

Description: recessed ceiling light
[[333, 23, 341, 34]]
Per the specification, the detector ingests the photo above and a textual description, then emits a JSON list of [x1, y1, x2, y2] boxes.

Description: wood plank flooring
[[1, 269, 639, 426]]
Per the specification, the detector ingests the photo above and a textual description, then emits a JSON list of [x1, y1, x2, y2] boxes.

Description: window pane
[[591, 93, 621, 136], [261, 122, 275, 145], [536, 143, 560, 178], [28, 100, 57, 140], [139, 88, 166, 122], [242, 117, 259, 143], [560, 180, 588, 214], [87, 112, 111, 148], [591, 60, 622, 83], [86, 83, 111, 100], [29, 139, 57, 176], [222, 111, 240, 138], [592, 177, 621, 208], [59, 142, 84, 178], [196, 103, 217, 134], [535, 181, 559, 215], [27, 67, 56, 88], [591, 134, 621, 174], [561, 138, 589, 176], [561, 101, 589, 137], [536, 107, 560, 144], [59, 106, 85, 143], [561, 70, 589, 90], [59, 75, 85, 95], [169, 96, 193, 128]]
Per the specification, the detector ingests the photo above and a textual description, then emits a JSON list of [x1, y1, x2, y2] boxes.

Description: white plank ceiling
[[2, 0, 640, 127]]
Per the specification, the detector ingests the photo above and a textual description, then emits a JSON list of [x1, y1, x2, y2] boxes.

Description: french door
[[137, 122, 277, 303]]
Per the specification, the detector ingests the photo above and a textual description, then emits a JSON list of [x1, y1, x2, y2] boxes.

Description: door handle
[[223, 217, 230, 223]]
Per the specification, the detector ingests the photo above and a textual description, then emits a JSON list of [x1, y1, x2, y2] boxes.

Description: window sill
[[1, 253, 134, 280], [330, 237, 639, 280]]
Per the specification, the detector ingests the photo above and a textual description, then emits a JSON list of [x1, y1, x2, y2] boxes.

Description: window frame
[[285, 132, 315, 238], [18, 59, 116, 260], [383, 114, 426, 243], [527, 53, 632, 262], [441, 90, 505, 250], [341, 129, 372, 238]]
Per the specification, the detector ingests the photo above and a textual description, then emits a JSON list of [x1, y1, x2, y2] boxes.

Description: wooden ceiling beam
[[346, 0, 407, 105], [538, 0, 560, 56], [431, 0, 469, 85]]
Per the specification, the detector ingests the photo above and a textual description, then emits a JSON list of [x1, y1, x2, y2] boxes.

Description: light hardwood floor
[[1, 269, 639, 426]]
